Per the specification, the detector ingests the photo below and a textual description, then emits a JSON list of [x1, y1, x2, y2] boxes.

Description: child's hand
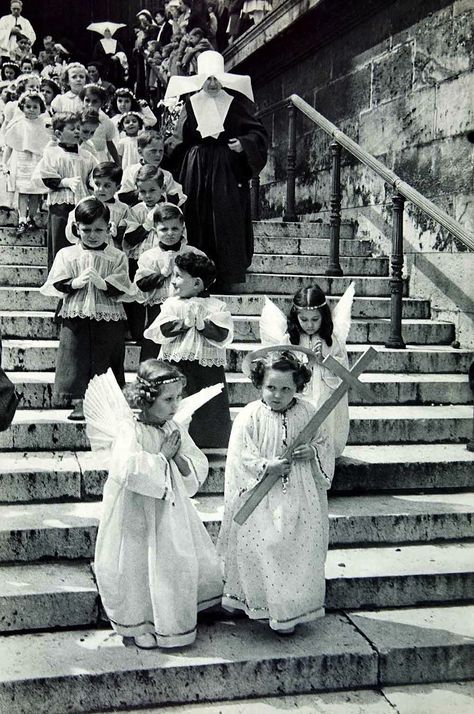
[[61, 176, 82, 194], [266, 458, 291, 478], [291, 444, 314, 462], [89, 270, 107, 291], [71, 269, 93, 289], [160, 430, 181, 459], [313, 340, 323, 362], [228, 138, 243, 153]]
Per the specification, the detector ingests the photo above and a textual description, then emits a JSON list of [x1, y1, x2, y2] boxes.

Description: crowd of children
[[0, 38, 354, 653]]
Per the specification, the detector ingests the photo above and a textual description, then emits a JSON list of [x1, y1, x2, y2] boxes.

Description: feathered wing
[[259, 296, 289, 346], [332, 281, 356, 343], [174, 383, 224, 429], [83, 369, 135, 450]]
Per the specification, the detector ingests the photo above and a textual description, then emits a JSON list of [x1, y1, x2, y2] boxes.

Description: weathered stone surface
[[0, 265, 45, 286], [232, 274, 404, 296], [0, 452, 82, 502], [348, 605, 474, 684], [0, 616, 377, 714], [0, 246, 47, 265], [314, 66, 372, 122], [372, 42, 414, 106], [249, 254, 389, 276]]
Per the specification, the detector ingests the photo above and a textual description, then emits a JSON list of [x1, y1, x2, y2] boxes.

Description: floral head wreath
[[18, 89, 45, 104], [136, 373, 184, 402], [82, 82, 105, 93], [115, 87, 135, 98], [292, 299, 327, 311], [241, 344, 317, 379], [2, 61, 20, 74], [66, 62, 87, 73], [118, 110, 144, 125]]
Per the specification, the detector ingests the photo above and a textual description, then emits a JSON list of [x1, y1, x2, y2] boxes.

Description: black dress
[[167, 92, 268, 285]]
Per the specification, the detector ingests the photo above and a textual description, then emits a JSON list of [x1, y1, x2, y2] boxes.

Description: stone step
[[1, 405, 471, 452], [249, 254, 389, 276], [0, 312, 455, 345], [1, 492, 473, 563], [0, 605, 472, 713], [0, 208, 46, 228], [1, 543, 473, 633], [254, 235, 374, 256], [0, 264, 46, 287], [1, 444, 472, 504], [0, 287, 431, 319], [2, 339, 470, 374], [0, 226, 45, 246], [7, 371, 470, 409], [0, 246, 47, 265], [231, 273, 403, 296], [252, 220, 355, 239]]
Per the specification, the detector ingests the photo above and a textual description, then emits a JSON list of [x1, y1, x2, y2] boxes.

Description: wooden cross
[[233, 346, 378, 525]]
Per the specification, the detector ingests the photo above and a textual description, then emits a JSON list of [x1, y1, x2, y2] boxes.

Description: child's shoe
[[133, 633, 158, 649], [17, 220, 28, 236], [26, 215, 38, 229], [67, 400, 84, 421]]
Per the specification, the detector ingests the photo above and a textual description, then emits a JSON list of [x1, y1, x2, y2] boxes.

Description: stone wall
[[235, 0, 473, 255]]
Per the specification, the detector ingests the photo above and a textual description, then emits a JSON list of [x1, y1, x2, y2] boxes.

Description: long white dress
[[94, 416, 223, 647], [217, 398, 334, 631]]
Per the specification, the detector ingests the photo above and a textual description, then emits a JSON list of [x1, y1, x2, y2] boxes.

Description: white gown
[[217, 398, 334, 631]]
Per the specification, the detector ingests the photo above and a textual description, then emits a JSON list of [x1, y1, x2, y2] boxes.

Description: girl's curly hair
[[249, 350, 312, 392], [117, 110, 144, 133], [287, 284, 333, 347], [110, 87, 141, 115], [123, 359, 186, 409], [18, 90, 46, 114]]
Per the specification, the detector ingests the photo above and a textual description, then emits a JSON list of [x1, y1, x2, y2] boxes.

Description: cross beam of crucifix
[[233, 346, 378, 525]]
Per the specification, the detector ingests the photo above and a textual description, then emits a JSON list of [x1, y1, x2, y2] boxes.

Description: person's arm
[[136, 272, 167, 291], [197, 321, 229, 342], [124, 225, 148, 247], [160, 319, 189, 337]]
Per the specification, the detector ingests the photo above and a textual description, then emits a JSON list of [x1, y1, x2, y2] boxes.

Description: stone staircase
[[0, 214, 473, 713]]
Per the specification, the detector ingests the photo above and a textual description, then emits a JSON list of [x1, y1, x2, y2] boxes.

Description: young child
[[109, 87, 157, 131], [79, 83, 119, 164], [78, 107, 101, 160], [135, 203, 205, 360], [40, 78, 61, 116], [116, 111, 144, 169], [217, 348, 335, 633], [3, 90, 50, 233], [144, 252, 233, 448], [51, 62, 87, 113], [1, 62, 20, 83], [34, 112, 97, 268], [10, 34, 33, 65], [260, 283, 354, 457], [86, 359, 223, 649], [39, 197, 136, 420], [118, 128, 185, 207], [65, 162, 128, 249]]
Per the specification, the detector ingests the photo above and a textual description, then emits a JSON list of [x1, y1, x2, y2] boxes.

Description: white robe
[[0, 13, 36, 57], [94, 417, 223, 647], [217, 398, 335, 631]]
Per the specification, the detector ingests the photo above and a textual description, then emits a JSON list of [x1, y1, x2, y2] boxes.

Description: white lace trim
[[60, 307, 127, 321], [160, 349, 226, 368]]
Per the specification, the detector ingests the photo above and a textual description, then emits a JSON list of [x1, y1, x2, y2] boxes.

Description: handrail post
[[251, 176, 260, 221], [326, 140, 343, 276], [283, 102, 297, 222], [385, 191, 406, 349]]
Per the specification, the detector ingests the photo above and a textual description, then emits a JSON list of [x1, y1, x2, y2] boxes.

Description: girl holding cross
[[217, 347, 335, 634]]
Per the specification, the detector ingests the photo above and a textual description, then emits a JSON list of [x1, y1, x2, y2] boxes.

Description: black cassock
[[167, 93, 268, 285]]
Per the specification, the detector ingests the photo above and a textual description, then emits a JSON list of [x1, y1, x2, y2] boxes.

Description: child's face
[[87, 65, 100, 83], [18, 39, 30, 52], [262, 369, 297, 412], [137, 179, 163, 208], [116, 95, 132, 113], [76, 217, 110, 248], [22, 97, 41, 120], [156, 218, 183, 245], [93, 176, 118, 203], [139, 139, 164, 166], [83, 92, 103, 111], [145, 381, 183, 424], [4, 67, 15, 81], [68, 68, 86, 93], [21, 61, 32, 73], [297, 309, 322, 336], [122, 115, 141, 136], [25, 77, 40, 91], [57, 120, 81, 144], [171, 265, 201, 298], [41, 84, 55, 105], [80, 121, 98, 141]]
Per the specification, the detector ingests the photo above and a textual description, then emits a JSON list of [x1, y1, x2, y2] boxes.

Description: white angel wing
[[174, 383, 224, 429], [259, 297, 289, 346], [332, 281, 356, 343], [83, 369, 134, 450]]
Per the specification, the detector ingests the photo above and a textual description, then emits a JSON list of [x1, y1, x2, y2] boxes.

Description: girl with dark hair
[[84, 358, 222, 649], [217, 347, 334, 634], [260, 282, 355, 457], [0, 61, 19, 81], [40, 196, 137, 419], [109, 87, 157, 132]]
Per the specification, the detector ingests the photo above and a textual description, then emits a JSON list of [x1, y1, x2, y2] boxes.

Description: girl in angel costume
[[40, 197, 137, 420], [84, 360, 223, 649], [143, 252, 233, 448], [260, 282, 355, 457], [217, 347, 335, 633]]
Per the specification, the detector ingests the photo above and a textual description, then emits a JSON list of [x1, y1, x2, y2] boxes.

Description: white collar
[[190, 89, 233, 139]]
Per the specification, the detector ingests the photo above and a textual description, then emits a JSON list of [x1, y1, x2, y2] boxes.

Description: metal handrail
[[256, 94, 474, 252]]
